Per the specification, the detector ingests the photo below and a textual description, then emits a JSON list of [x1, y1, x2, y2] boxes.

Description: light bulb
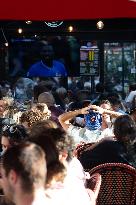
[[96, 21, 104, 29], [25, 21, 32, 24], [68, 26, 73, 32], [5, 42, 8, 47], [18, 28, 23, 34]]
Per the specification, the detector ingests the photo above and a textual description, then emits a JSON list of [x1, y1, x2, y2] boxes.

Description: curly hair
[[20, 110, 49, 127], [29, 121, 75, 161], [28, 128, 66, 185], [29, 119, 75, 161], [31, 103, 51, 117]]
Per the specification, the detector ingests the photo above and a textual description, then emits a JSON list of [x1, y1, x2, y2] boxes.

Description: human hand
[[80, 105, 93, 115], [90, 105, 105, 114], [86, 173, 101, 205]]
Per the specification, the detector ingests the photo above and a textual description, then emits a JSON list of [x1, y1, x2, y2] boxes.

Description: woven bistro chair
[[87, 163, 136, 205]]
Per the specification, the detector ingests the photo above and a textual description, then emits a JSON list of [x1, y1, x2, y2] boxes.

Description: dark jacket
[[78, 138, 132, 170]]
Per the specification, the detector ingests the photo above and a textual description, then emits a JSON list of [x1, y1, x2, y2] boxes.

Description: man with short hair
[[27, 40, 67, 77], [1, 142, 47, 205]]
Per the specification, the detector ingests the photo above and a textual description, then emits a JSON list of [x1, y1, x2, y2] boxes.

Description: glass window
[[104, 42, 136, 98]]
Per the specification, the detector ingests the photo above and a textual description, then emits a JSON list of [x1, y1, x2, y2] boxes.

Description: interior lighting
[[5, 42, 8, 47], [68, 26, 73, 32], [18, 28, 23, 34], [96, 21, 104, 29], [25, 21, 32, 24]]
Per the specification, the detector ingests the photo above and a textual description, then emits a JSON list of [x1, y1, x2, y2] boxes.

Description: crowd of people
[[0, 77, 135, 205]]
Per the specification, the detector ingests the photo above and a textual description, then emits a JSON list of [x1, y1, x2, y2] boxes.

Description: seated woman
[[1, 124, 28, 155], [19, 109, 50, 132], [0, 124, 28, 205], [78, 115, 136, 170], [29, 121, 101, 205]]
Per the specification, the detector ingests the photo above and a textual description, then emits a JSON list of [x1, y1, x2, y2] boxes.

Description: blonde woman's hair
[[20, 109, 50, 127]]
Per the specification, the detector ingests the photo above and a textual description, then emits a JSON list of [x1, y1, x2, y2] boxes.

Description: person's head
[[38, 40, 54, 65], [55, 87, 67, 99], [33, 80, 57, 101], [99, 100, 112, 110], [20, 109, 49, 129], [30, 120, 58, 135], [129, 83, 136, 92], [14, 78, 35, 102], [113, 115, 136, 144], [113, 115, 136, 167], [52, 128, 75, 163], [54, 87, 69, 109], [31, 103, 51, 117], [1, 142, 46, 202], [31, 123, 75, 163], [97, 100, 112, 129], [107, 97, 121, 111], [38, 92, 55, 107], [30, 124, 75, 163], [1, 124, 27, 153], [29, 125, 66, 185]]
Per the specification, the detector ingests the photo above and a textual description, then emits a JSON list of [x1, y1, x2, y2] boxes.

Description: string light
[[96, 21, 104, 29], [68, 26, 73, 32], [25, 21, 32, 24], [4, 42, 8, 47], [18, 28, 23, 34]]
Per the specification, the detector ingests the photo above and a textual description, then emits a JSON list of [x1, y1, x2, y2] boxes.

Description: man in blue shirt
[[27, 40, 67, 77]]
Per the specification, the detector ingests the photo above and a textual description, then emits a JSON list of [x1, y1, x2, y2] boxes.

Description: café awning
[[0, 0, 136, 20]]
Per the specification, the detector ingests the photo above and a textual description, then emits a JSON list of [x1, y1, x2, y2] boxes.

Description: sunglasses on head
[[2, 125, 17, 134]]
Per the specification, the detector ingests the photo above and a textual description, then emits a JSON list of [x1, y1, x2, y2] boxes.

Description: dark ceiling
[[0, 18, 136, 43]]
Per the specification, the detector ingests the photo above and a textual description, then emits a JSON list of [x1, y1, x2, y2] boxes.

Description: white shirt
[[125, 90, 136, 103], [67, 125, 101, 145], [45, 158, 91, 205]]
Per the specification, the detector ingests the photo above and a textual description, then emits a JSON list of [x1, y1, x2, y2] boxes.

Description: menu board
[[80, 47, 99, 75]]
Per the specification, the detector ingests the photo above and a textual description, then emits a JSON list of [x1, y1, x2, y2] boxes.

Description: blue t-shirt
[[27, 60, 67, 77]]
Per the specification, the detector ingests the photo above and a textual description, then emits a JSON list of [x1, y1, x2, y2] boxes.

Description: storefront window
[[104, 42, 136, 98]]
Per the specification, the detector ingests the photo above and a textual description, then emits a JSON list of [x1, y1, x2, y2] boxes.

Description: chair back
[[87, 163, 136, 205]]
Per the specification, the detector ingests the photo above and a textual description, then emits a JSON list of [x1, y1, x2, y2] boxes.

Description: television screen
[[8, 36, 80, 79]]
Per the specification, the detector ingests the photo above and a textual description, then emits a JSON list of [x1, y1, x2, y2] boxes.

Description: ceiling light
[[96, 21, 104, 29], [25, 21, 32, 24], [18, 28, 23, 34], [5, 42, 8, 47], [68, 26, 73, 32]]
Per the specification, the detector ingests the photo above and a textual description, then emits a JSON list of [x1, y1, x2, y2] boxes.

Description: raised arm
[[91, 105, 123, 117], [59, 104, 122, 131], [59, 106, 92, 131]]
